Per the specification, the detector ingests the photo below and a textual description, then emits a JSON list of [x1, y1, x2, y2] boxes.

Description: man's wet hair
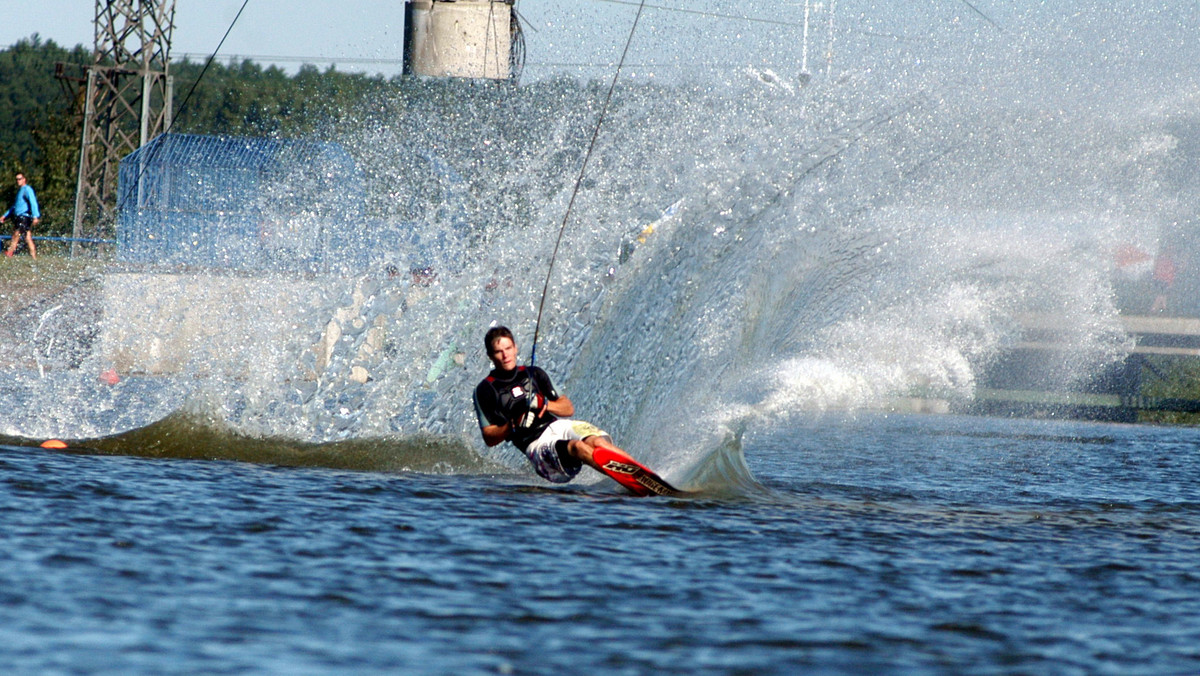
[[484, 325, 514, 351]]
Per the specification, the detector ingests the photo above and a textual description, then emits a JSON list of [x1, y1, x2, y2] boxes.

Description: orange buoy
[[40, 439, 68, 449], [99, 369, 120, 386]]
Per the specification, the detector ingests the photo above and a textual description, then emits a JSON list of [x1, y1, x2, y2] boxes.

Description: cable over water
[[530, 0, 649, 366], [114, 0, 254, 217]]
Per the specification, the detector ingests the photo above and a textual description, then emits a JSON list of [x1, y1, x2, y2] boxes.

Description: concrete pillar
[[404, 0, 512, 79]]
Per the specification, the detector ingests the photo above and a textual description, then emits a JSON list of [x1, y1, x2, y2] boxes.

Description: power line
[[530, 0, 650, 367], [591, 0, 1000, 32], [116, 0, 253, 216], [175, 53, 404, 66], [171, 0, 811, 73], [956, 0, 1002, 30], [173, 54, 825, 73], [589, 0, 804, 28], [175, 0, 996, 76], [172, 2, 253, 121]]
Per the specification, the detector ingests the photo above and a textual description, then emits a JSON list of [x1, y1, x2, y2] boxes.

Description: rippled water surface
[[3, 413, 1198, 675], [6, 2, 1199, 673]]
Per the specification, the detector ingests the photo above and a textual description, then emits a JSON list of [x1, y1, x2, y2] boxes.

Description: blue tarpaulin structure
[[117, 133, 367, 271]]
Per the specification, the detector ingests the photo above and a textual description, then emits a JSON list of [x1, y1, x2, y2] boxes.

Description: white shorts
[[524, 418, 609, 483]]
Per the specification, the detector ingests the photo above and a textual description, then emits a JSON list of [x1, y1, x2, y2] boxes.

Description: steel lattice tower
[[70, 0, 176, 248]]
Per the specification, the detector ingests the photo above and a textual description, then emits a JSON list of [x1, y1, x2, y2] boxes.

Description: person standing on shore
[[1, 173, 40, 260]]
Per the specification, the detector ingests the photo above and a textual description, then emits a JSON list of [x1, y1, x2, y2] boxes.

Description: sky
[[3, 1, 1197, 92], [0, 0, 866, 80], [2, 0, 411, 76]]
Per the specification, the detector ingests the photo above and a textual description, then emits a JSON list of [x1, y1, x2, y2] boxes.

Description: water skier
[[472, 325, 677, 496]]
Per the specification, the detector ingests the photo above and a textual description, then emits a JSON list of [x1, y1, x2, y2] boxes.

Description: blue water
[[6, 3, 1199, 673], [3, 413, 1197, 675]]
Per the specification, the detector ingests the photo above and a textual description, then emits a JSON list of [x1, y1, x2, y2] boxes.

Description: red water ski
[[591, 446, 682, 497]]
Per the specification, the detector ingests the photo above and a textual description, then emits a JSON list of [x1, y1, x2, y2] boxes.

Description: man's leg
[[574, 438, 671, 496], [24, 231, 35, 260], [569, 436, 637, 472]]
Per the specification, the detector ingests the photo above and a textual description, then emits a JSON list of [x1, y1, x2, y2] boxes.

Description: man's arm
[[543, 394, 574, 418], [475, 383, 511, 447], [483, 392, 571, 443], [480, 420, 511, 447], [529, 366, 574, 419]]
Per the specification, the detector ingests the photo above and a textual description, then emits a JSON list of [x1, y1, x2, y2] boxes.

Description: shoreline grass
[[0, 247, 108, 316]]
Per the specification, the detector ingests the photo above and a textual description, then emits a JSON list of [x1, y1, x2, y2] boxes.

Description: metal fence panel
[[118, 133, 365, 272]]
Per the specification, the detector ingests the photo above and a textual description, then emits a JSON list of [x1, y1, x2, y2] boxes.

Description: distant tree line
[[1, 33, 676, 244], [0, 36, 90, 235], [0, 34, 399, 236]]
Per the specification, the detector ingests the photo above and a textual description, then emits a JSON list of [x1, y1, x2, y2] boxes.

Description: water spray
[[529, 0, 649, 367], [800, 0, 812, 84], [33, 304, 62, 379]]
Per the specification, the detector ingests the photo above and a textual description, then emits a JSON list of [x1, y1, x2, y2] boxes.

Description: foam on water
[[5, 3, 1199, 489]]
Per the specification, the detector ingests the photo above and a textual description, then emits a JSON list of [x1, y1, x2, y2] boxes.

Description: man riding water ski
[[473, 325, 671, 495]]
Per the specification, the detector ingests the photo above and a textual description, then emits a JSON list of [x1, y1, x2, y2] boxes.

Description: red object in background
[[1153, 253, 1178, 286], [1114, 243, 1153, 269]]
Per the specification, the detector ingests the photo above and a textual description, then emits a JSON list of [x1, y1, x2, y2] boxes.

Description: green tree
[[0, 35, 88, 233]]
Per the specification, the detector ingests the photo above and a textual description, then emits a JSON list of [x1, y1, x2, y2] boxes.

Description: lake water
[[7, 3, 1200, 673], [3, 412, 1197, 675]]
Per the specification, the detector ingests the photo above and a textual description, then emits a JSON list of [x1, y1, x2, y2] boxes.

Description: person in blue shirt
[[1, 173, 40, 259]]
